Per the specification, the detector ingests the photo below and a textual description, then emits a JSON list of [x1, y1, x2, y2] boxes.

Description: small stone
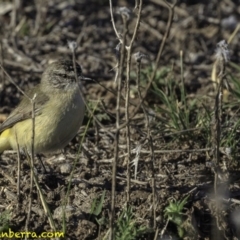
[[60, 163, 72, 174]]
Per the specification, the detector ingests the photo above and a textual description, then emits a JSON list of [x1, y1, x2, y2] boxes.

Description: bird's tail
[[0, 129, 11, 153]]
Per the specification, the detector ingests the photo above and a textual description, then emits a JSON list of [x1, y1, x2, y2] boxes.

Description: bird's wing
[[0, 86, 49, 133]]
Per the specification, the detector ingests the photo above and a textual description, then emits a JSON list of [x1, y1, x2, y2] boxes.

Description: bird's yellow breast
[[5, 87, 84, 153]]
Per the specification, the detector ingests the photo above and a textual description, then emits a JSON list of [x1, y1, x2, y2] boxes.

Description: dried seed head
[[131, 144, 141, 179], [114, 42, 121, 60], [117, 7, 132, 19], [215, 40, 230, 63], [134, 51, 148, 63], [68, 41, 77, 52]]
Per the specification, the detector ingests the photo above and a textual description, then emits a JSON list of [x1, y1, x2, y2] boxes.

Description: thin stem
[[136, 58, 156, 229], [109, 0, 121, 41], [125, 0, 143, 202], [118, 0, 177, 131], [25, 94, 36, 238], [110, 14, 127, 240]]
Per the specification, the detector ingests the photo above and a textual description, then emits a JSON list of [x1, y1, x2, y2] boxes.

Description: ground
[[0, 0, 240, 239]]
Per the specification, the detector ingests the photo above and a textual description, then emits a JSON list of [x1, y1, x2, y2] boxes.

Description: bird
[[0, 59, 85, 155]]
